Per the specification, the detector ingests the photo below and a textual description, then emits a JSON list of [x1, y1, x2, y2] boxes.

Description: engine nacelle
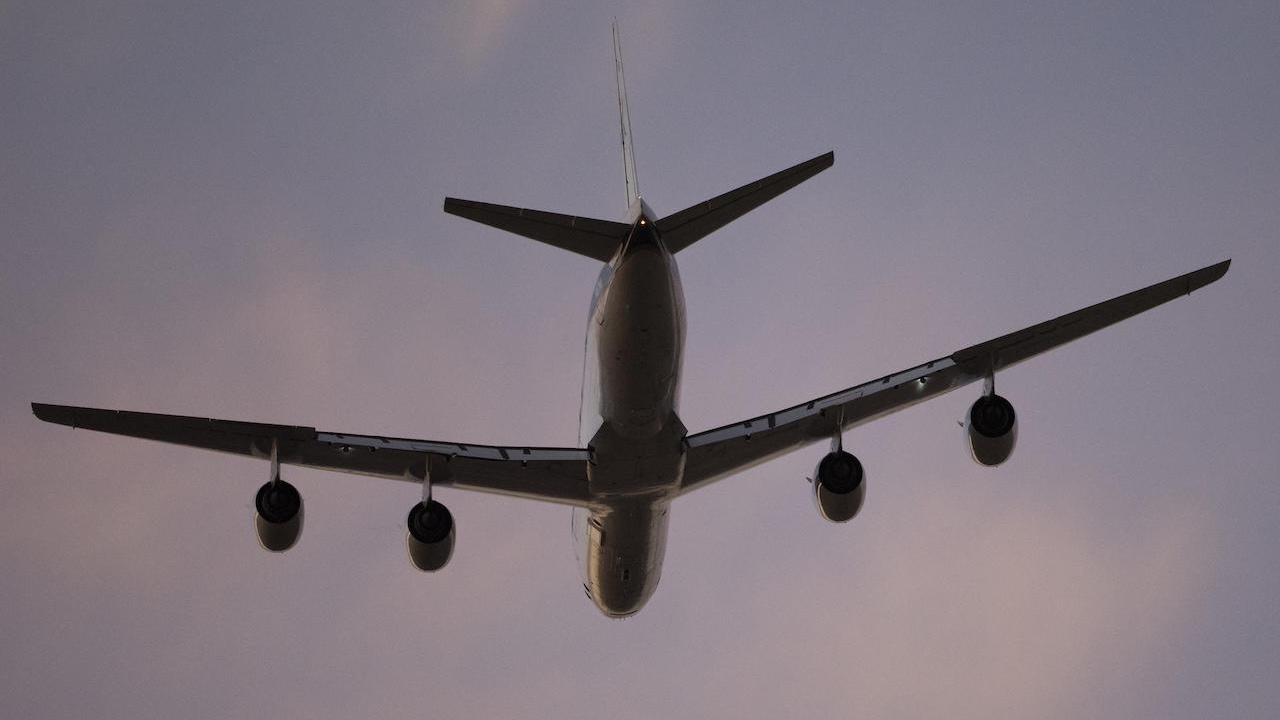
[[406, 500, 455, 572], [965, 393, 1018, 466], [812, 450, 866, 523], [254, 479, 304, 552]]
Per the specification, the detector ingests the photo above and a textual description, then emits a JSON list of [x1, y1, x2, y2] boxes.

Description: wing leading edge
[[31, 404, 593, 506], [680, 259, 1230, 493]]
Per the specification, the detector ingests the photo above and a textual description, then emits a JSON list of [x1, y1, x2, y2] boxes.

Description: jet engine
[[254, 479, 304, 552], [812, 450, 866, 523], [966, 393, 1018, 466], [406, 500, 455, 572]]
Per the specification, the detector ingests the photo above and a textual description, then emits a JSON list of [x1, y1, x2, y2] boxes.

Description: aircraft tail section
[[614, 20, 640, 207], [655, 151, 835, 254], [442, 27, 833, 262], [443, 198, 630, 263]]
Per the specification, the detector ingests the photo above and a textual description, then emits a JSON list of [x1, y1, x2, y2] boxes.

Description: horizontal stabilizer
[[656, 151, 834, 254], [443, 198, 631, 263]]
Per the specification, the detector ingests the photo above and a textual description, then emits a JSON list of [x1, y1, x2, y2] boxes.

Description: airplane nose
[[591, 585, 651, 618]]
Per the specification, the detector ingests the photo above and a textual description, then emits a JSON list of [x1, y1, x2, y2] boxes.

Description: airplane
[[32, 25, 1230, 618]]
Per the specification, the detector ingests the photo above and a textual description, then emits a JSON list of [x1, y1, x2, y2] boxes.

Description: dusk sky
[[3, 1, 1277, 717]]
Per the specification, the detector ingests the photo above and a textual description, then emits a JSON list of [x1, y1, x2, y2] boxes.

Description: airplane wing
[[680, 259, 1231, 493], [31, 404, 594, 506]]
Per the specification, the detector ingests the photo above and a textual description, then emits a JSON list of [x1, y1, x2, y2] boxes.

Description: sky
[[2, 1, 1277, 717]]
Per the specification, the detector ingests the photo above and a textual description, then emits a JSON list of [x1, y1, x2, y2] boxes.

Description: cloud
[[450, 0, 529, 68]]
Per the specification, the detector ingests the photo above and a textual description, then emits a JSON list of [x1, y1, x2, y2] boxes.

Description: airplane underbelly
[[601, 326, 679, 428], [575, 500, 670, 617], [596, 246, 684, 435]]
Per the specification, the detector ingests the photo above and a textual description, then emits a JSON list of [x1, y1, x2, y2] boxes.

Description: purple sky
[[3, 1, 1277, 717]]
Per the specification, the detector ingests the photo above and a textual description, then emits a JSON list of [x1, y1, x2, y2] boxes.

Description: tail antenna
[[613, 19, 640, 206]]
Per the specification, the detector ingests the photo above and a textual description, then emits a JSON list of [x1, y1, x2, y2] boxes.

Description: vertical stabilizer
[[613, 20, 640, 206]]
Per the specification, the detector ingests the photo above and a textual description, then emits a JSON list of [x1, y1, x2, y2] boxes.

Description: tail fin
[[614, 20, 640, 207], [655, 151, 835, 254]]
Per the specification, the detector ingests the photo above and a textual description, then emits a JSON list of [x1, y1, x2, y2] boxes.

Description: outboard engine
[[966, 393, 1018, 466], [812, 450, 866, 523], [254, 479, 304, 552], [406, 500, 455, 572]]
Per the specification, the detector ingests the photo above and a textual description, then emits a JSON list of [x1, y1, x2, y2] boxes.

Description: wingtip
[[442, 197, 476, 217], [31, 402, 58, 423], [1206, 257, 1231, 280], [1187, 258, 1231, 292], [800, 150, 834, 174], [31, 402, 93, 427]]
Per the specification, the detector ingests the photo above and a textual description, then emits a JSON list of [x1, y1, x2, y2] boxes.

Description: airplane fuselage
[[573, 200, 687, 617]]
